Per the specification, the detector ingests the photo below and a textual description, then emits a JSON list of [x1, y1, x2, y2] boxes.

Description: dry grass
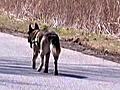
[[84, 34, 120, 55], [62, 29, 120, 55], [0, 0, 119, 36], [54, 26, 120, 55]]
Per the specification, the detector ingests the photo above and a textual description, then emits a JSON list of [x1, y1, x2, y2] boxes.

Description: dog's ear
[[28, 24, 34, 34], [35, 23, 39, 30]]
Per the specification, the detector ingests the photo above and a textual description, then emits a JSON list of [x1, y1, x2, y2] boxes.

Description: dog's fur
[[28, 23, 61, 75]]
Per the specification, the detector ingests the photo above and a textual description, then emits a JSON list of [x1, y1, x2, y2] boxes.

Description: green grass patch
[[0, 14, 33, 32], [53, 26, 81, 39], [0, 14, 120, 55], [83, 33, 120, 55]]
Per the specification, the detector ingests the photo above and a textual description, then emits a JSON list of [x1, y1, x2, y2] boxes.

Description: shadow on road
[[59, 73, 87, 79], [58, 63, 120, 82], [0, 57, 120, 83], [0, 57, 39, 76]]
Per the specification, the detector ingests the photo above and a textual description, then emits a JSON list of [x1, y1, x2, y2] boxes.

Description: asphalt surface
[[0, 32, 120, 90]]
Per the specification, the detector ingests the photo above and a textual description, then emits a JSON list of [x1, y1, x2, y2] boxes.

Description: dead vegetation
[[0, 0, 119, 36]]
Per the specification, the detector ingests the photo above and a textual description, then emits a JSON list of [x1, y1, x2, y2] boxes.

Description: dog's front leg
[[32, 45, 39, 69], [32, 53, 38, 69]]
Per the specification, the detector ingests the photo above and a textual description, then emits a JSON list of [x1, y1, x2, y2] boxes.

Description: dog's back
[[35, 28, 60, 54]]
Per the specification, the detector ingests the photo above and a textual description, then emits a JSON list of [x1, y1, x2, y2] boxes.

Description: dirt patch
[[0, 27, 28, 38], [0, 27, 120, 64], [61, 38, 120, 63]]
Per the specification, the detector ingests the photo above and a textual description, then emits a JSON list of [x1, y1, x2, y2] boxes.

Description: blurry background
[[0, 0, 120, 56], [0, 0, 119, 36]]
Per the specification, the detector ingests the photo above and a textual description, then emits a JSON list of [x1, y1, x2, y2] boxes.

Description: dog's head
[[28, 23, 39, 48], [28, 23, 39, 35]]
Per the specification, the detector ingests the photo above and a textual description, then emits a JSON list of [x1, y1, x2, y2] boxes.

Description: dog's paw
[[44, 70, 48, 73], [36, 68, 41, 72], [54, 71, 58, 75]]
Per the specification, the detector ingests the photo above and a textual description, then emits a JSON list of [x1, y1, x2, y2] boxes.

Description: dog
[[28, 23, 61, 75]]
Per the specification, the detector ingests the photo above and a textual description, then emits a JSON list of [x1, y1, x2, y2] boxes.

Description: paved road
[[0, 32, 120, 90]]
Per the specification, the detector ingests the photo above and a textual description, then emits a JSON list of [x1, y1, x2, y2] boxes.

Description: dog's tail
[[50, 34, 61, 57], [51, 34, 60, 48]]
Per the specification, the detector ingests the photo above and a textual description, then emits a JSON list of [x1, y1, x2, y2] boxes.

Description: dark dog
[[28, 23, 61, 75]]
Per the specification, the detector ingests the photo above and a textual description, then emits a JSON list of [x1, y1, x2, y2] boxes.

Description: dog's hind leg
[[44, 52, 50, 73], [51, 34, 61, 75], [32, 45, 39, 69], [52, 47, 61, 75], [37, 53, 44, 72], [53, 55, 59, 75]]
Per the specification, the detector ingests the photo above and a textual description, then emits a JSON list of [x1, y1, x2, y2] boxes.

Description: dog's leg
[[52, 46, 60, 75], [32, 53, 38, 69], [44, 52, 50, 73], [32, 45, 39, 69], [53, 56, 59, 75], [37, 54, 44, 72]]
